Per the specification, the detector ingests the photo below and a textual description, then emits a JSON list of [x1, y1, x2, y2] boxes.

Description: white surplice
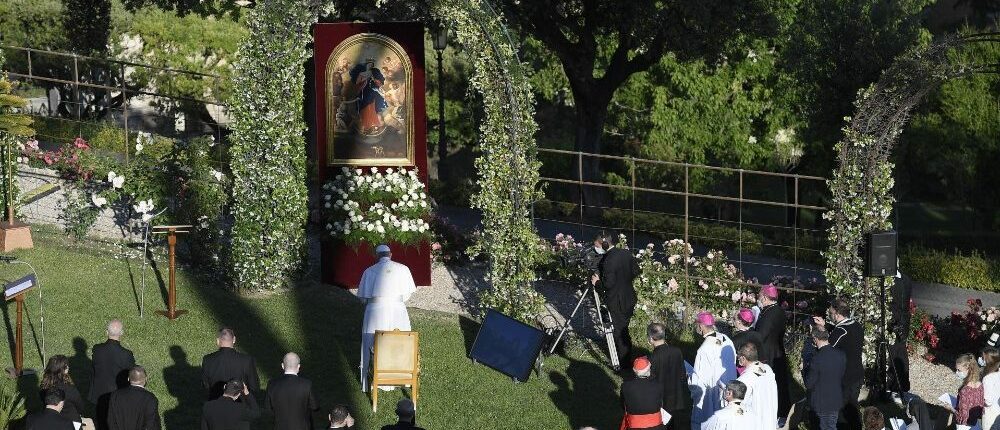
[[689, 331, 738, 430], [737, 361, 778, 430], [357, 256, 417, 391], [700, 401, 746, 430]]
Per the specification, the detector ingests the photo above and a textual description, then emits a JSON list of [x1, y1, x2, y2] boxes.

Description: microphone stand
[[6, 259, 43, 368], [139, 207, 168, 318]]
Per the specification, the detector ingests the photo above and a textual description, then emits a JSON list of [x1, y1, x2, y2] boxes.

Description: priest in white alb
[[356, 244, 416, 392], [701, 380, 748, 430], [689, 311, 738, 430], [735, 343, 778, 430]]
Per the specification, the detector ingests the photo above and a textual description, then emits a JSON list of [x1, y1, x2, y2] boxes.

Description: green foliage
[[115, 7, 246, 106], [603, 209, 764, 254], [60, 185, 100, 241], [609, 40, 804, 177], [0, 50, 34, 222], [0, 379, 25, 430], [167, 135, 230, 273], [227, 0, 314, 291], [784, 0, 933, 175], [435, 0, 547, 323], [62, 0, 111, 55], [901, 246, 1000, 292], [899, 37, 1000, 230]]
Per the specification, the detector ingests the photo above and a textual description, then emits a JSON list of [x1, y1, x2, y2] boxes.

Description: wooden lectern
[[4, 273, 36, 377], [152, 225, 191, 320]]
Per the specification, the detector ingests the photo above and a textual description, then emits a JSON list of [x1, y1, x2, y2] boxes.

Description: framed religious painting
[[323, 33, 415, 166]]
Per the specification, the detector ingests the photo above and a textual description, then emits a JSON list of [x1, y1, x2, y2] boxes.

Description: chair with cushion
[[371, 329, 420, 412]]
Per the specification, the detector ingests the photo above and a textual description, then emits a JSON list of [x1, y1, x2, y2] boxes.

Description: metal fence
[[535, 148, 831, 321], [1, 45, 229, 164]]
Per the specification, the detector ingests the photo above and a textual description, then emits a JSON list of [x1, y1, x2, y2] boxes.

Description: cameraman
[[581, 236, 608, 276], [590, 233, 639, 368]]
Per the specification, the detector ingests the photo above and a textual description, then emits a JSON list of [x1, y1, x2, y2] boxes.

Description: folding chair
[[371, 329, 420, 412]]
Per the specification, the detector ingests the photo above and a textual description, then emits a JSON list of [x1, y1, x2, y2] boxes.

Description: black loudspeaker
[[864, 231, 897, 277], [469, 309, 547, 382]]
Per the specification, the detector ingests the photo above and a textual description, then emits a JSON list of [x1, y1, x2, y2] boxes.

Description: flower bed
[[910, 298, 999, 363]]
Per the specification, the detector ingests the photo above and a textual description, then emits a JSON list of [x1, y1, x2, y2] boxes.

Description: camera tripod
[[546, 283, 621, 371]]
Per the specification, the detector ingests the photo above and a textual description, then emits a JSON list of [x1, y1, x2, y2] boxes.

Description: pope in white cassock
[[701, 380, 748, 430], [735, 343, 778, 430], [689, 311, 738, 430], [357, 244, 416, 392]]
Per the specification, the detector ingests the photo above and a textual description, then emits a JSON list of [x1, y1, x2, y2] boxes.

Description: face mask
[[957, 371, 968, 379], [594, 246, 605, 255], [979, 357, 986, 367]]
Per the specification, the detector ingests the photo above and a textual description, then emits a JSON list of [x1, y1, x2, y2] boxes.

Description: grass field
[[0, 232, 624, 429]]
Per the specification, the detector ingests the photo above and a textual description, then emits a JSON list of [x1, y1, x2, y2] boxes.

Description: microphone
[[0, 255, 16, 263]]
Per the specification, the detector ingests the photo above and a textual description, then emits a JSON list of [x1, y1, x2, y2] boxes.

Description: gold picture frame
[[325, 33, 415, 166]]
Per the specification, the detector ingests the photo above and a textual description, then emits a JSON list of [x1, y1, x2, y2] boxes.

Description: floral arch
[[225, 0, 544, 320], [825, 33, 1000, 364]]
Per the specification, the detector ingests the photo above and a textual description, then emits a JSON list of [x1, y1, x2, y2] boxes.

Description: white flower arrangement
[[321, 167, 431, 246], [107, 171, 125, 189]]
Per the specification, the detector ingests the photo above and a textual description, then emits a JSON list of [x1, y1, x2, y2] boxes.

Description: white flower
[[211, 170, 224, 181], [135, 142, 144, 153], [91, 194, 107, 208], [141, 213, 153, 223], [748, 136, 758, 144], [208, 134, 216, 146]]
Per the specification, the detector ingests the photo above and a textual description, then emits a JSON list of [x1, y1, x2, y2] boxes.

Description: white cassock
[[737, 361, 778, 430], [700, 401, 746, 430], [689, 332, 738, 430], [357, 256, 416, 391]]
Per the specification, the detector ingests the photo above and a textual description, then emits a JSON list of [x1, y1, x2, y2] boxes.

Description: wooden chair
[[370, 329, 420, 412]]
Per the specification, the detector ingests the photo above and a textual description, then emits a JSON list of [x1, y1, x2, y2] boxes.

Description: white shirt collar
[[378, 256, 391, 262]]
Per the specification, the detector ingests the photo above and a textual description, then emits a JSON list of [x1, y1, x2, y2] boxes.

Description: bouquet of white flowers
[[322, 167, 432, 246]]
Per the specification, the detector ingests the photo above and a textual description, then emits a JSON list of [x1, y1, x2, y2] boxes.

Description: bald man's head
[[128, 366, 147, 386], [106, 320, 124, 339], [282, 352, 301, 374]]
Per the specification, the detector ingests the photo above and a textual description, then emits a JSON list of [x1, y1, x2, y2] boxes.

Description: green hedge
[[603, 208, 764, 254], [901, 245, 1000, 292]]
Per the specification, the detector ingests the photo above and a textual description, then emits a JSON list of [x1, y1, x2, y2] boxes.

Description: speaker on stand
[[864, 231, 897, 402]]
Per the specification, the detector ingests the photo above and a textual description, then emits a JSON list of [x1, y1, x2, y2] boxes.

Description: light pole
[[432, 25, 448, 180]]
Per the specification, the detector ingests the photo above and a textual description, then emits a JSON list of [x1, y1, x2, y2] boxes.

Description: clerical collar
[[835, 317, 855, 327], [284, 372, 299, 376], [703, 331, 717, 339]]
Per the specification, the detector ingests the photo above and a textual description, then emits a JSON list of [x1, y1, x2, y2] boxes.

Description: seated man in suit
[[91, 320, 136, 429], [265, 352, 318, 430], [201, 379, 260, 430], [107, 366, 160, 430], [328, 405, 354, 429], [26, 388, 74, 430], [381, 399, 425, 430], [202, 328, 259, 400]]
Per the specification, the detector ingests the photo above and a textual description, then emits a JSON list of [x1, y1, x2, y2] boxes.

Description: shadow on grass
[[547, 355, 619, 430], [69, 337, 94, 417], [459, 315, 480, 356], [163, 345, 203, 430]]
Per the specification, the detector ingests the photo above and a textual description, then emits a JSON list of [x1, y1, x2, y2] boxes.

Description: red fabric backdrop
[[314, 22, 431, 288]]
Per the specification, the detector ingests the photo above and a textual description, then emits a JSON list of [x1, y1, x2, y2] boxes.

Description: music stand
[[152, 225, 191, 320], [5, 273, 36, 377]]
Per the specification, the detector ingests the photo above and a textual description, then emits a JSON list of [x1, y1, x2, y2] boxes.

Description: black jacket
[[828, 318, 864, 384], [89, 339, 136, 403], [753, 304, 787, 365], [648, 343, 688, 412], [805, 345, 846, 414], [598, 247, 639, 315], [732, 329, 763, 355], [201, 393, 261, 430], [107, 385, 160, 430], [25, 408, 74, 430], [380, 423, 425, 430], [620, 377, 666, 430], [265, 374, 317, 430], [40, 382, 84, 423], [202, 347, 260, 399]]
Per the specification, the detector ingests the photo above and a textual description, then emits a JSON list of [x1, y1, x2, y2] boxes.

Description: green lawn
[[0, 231, 624, 429]]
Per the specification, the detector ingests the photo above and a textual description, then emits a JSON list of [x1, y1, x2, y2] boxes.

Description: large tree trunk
[[573, 96, 611, 218]]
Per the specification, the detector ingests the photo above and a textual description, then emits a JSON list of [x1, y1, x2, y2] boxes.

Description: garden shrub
[[901, 245, 1000, 292], [603, 208, 764, 254]]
